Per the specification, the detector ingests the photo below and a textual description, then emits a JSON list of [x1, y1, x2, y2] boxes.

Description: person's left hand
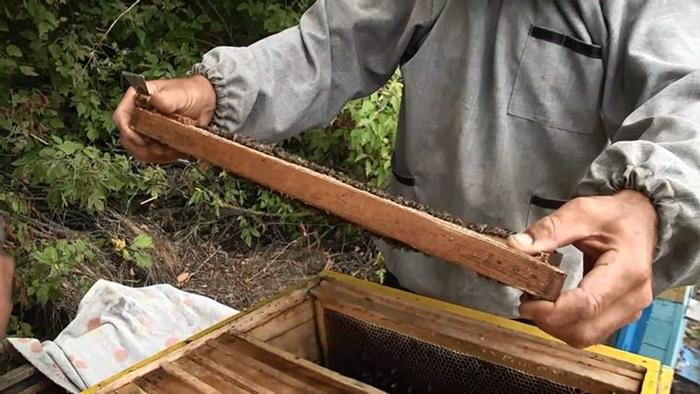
[[507, 190, 657, 348], [0, 252, 13, 339]]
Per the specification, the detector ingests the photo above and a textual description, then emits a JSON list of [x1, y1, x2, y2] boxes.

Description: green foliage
[[7, 316, 35, 338], [1, 0, 401, 337], [14, 137, 138, 212], [295, 74, 402, 188], [183, 166, 305, 245], [25, 239, 94, 305], [345, 76, 402, 187], [238, 0, 312, 33], [237, 216, 261, 248], [0, 192, 30, 217], [115, 234, 155, 269]]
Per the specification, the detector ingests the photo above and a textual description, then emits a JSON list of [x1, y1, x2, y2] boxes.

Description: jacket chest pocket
[[508, 25, 605, 134]]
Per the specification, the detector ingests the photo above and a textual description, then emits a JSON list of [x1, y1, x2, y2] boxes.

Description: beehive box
[[84, 272, 669, 394]]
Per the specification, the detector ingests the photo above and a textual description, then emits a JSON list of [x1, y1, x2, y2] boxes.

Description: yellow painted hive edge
[[319, 270, 664, 392]]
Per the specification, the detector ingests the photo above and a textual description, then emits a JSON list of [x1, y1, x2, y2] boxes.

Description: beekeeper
[[113, 0, 700, 348]]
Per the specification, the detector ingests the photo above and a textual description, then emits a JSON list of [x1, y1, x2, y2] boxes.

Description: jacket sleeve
[[191, 0, 441, 141], [574, 2, 700, 292]]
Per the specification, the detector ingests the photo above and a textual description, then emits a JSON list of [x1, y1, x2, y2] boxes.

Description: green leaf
[[76, 102, 86, 116], [35, 284, 50, 305], [134, 253, 153, 268], [48, 117, 65, 128], [19, 322, 34, 337], [86, 128, 98, 141], [83, 147, 99, 160], [86, 191, 105, 212], [6, 45, 22, 57], [19, 65, 38, 76], [57, 140, 82, 155], [242, 231, 253, 248], [132, 234, 153, 249]]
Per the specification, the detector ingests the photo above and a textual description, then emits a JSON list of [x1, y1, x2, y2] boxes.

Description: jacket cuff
[[190, 47, 258, 137], [574, 164, 679, 259]]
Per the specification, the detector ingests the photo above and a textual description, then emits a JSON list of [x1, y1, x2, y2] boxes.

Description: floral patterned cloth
[[8, 279, 237, 392]]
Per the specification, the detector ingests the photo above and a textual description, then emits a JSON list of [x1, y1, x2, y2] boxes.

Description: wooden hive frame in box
[[129, 108, 566, 301], [84, 272, 670, 394]]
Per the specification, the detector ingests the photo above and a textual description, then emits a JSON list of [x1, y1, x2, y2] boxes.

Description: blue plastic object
[[677, 346, 700, 386], [614, 287, 692, 366], [614, 305, 653, 353]]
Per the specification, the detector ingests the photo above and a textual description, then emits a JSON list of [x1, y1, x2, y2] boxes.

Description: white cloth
[[8, 279, 237, 392]]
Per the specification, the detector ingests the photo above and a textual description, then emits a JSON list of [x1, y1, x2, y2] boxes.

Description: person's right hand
[[113, 75, 217, 163]]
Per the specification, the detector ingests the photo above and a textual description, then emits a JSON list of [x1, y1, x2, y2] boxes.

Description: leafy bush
[[26, 239, 95, 305], [289, 73, 403, 188], [113, 234, 155, 269], [14, 137, 138, 212], [1, 0, 400, 337]]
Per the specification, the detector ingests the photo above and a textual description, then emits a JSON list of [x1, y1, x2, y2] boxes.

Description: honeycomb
[[323, 309, 586, 394]]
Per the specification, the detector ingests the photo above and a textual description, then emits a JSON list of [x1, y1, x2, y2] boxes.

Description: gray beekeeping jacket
[[192, 0, 700, 317]]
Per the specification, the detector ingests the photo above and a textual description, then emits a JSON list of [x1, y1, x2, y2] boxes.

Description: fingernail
[[512, 233, 534, 247]]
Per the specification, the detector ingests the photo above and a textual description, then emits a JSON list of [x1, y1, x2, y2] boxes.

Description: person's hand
[[507, 190, 657, 348], [0, 252, 13, 339], [113, 75, 216, 163]]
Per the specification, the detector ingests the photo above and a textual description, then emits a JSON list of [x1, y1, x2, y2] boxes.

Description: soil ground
[[175, 234, 382, 309], [6, 208, 383, 339], [1, 213, 381, 378]]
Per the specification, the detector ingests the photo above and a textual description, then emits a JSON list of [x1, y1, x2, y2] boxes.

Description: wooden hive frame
[[85, 272, 667, 394], [130, 108, 566, 301], [0, 340, 59, 393], [0, 362, 56, 393]]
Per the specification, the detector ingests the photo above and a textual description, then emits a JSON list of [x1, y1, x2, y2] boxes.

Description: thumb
[[508, 200, 593, 254]]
